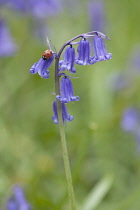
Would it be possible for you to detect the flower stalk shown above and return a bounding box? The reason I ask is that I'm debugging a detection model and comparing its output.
[55,56,76,210]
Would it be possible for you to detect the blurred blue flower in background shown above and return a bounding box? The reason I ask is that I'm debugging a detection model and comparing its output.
[88,1,105,31]
[29,0,62,19]
[7,198,17,210]
[128,45,140,73]
[2,0,62,18]
[108,44,140,92]
[108,71,130,91]
[0,0,62,46]
[0,19,17,57]
[121,107,140,151]
[6,186,31,210]
[121,108,139,132]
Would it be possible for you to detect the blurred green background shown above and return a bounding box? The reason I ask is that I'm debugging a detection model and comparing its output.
[1,0,140,209]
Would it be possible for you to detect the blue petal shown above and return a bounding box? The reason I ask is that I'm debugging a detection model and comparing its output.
[30,62,38,74]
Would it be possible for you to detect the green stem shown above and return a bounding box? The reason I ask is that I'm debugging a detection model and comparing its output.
[55,57,76,210]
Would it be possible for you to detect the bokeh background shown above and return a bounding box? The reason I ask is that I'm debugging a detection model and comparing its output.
[1,0,140,209]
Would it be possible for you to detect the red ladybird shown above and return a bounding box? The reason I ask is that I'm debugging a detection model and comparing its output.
[42,49,53,60]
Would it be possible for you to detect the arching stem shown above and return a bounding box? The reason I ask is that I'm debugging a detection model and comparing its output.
[55,57,76,210]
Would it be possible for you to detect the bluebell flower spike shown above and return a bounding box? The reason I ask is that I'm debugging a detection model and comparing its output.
[30,56,54,79]
[52,101,74,124]
[56,77,80,103]
[59,46,76,73]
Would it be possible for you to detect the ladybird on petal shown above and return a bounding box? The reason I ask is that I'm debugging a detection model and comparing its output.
[42,49,53,60]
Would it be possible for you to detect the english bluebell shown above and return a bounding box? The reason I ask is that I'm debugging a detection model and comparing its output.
[29,31,112,124]
[30,56,54,79]
[56,77,80,103]
[59,46,76,73]
[75,38,91,65]
[90,37,112,64]
[52,101,74,124]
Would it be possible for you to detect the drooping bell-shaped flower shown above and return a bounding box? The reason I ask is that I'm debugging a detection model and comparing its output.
[56,77,80,103]
[90,37,112,64]
[30,56,54,79]
[75,38,91,65]
[52,101,74,124]
[59,46,76,73]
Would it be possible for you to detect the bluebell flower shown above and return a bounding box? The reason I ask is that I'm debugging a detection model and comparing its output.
[0,19,17,57]
[90,37,112,64]
[56,77,80,103]
[121,108,139,132]
[30,56,54,79]
[75,38,91,65]
[59,46,76,73]
[52,101,74,124]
